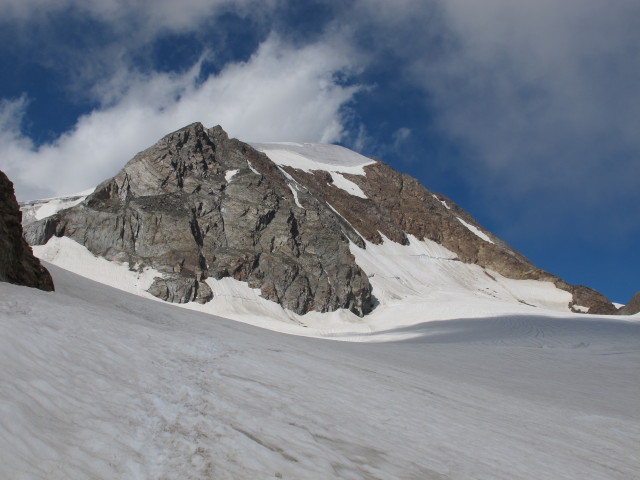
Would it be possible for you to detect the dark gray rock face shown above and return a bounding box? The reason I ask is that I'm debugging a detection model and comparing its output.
[618,292,640,315]
[24,123,371,316]
[0,170,54,291]
[148,275,213,304]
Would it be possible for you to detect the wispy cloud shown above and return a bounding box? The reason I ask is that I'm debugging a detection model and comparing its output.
[333,0,640,239]
[424,0,640,184]
[1,0,639,244]
[0,35,362,200]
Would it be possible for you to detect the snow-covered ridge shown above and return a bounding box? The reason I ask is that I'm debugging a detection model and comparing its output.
[251,142,375,175]
[20,187,95,224]
[252,142,375,200]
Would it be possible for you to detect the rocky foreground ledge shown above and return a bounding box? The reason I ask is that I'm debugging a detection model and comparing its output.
[0,170,54,291]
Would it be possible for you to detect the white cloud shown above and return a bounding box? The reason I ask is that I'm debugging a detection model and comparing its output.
[338,0,640,236]
[392,127,411,145]
[415,0,640,194]
[0,35,362,200]
[0,96,29,139]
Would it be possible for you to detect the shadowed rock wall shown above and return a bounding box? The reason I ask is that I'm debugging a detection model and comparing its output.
[0,170,54,291]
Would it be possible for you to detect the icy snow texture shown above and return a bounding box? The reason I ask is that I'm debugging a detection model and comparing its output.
[328,172,367,198]
[1,265,639,479]
[33,237,160,296]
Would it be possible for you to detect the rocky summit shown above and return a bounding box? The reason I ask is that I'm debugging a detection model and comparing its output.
[0,170,54,291]
[24,124,371,316]
[23,123,617,316]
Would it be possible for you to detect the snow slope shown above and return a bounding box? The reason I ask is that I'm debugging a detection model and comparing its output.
[252,142,373,199]
[33,234,587,341]
[1,266,639,479]
[251,142,375,175]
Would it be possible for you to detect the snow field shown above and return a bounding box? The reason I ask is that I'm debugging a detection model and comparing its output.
[34,233,600,343]
[1,266,639,479]
[10,140,640,478]
[33,234,589,343]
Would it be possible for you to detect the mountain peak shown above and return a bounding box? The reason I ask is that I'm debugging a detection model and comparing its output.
[23,123,616,317]
[24,124,372,316]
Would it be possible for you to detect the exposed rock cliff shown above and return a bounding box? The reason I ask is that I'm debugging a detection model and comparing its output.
[618,291,640,316]
[24,124,371,316]
[0,170,54,291]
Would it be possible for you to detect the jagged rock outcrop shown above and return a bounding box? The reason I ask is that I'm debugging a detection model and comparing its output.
[618,291,640,315]
[0,170,54,291]
[24,124,371,315]
[280,159,617,315]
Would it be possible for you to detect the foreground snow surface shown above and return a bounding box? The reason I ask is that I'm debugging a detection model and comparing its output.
[2,266,640,479]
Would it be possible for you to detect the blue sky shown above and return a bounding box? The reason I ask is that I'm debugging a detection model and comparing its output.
[1,0,638,304]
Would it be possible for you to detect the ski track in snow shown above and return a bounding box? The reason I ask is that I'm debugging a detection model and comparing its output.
[1,265,640,479]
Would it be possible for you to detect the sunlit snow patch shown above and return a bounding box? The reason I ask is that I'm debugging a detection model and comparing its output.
[276,166,304,208]
[246,160,260,175]
[433,194,450,209]
[348,234,574,334]
[252,142,374,199]
[329,172,367,198]
[225,169,239,182]
[32,236,159,296]
[20,187,95,224]
[457,216,495,244]
[251,142,375,175]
